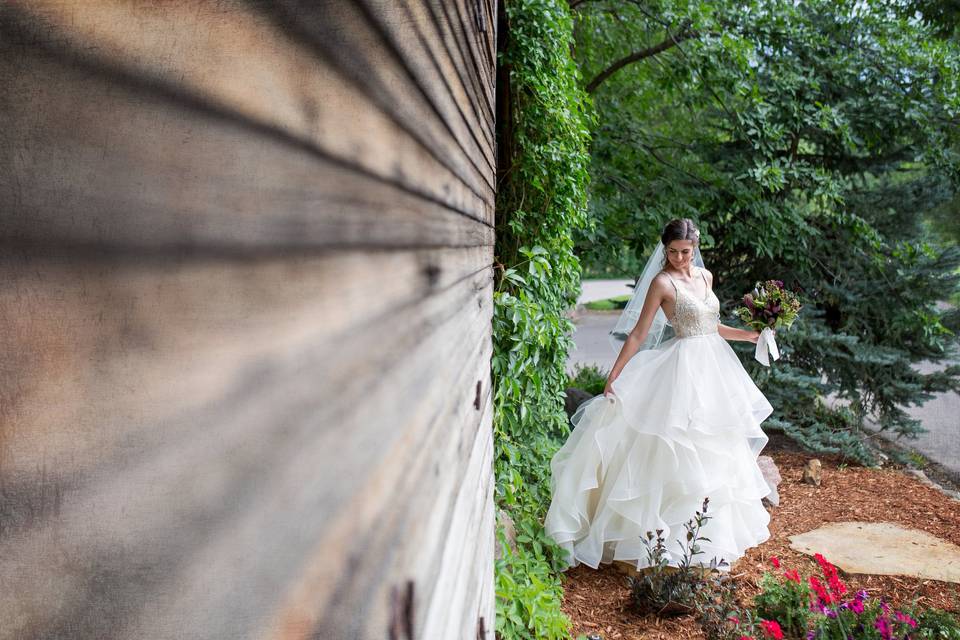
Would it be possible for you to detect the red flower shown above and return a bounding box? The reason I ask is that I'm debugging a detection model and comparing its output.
[760,619,784,639]
[815,553,848,598]
[770,556,781,569]
[828,574,848,597]
[809,576,835,604]
[784,569,801,583]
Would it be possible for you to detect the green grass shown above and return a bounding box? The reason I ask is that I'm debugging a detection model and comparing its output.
[583,294,631,310]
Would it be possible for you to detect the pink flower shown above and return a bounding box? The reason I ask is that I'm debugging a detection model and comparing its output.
[875,615,893,640]
[894,611,917,628]
[760,619,784,640]
[849,598,865,614]
[728,615,741,625]
[770,555,781,569]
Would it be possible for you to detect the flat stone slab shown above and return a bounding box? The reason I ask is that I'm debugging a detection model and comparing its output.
[788,521,960,583]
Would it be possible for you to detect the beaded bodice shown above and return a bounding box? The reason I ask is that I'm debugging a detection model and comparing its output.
[663,268,720,338]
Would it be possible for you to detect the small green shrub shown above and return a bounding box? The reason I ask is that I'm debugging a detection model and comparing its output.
[628,497,730,617]
[910,607,960,639]
[495,523,572,639]
[567,363,609,396]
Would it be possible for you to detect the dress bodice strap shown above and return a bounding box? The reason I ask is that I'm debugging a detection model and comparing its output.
[661,270,678,292]
[661,268,706,297]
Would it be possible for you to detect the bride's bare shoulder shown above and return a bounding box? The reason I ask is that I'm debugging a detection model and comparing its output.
[700,266,714,286]
[649,271,673,294]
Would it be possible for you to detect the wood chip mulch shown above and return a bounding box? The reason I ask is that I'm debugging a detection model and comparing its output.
[558,435,960,640]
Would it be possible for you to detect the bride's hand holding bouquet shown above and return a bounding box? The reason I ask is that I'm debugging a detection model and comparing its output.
[735,279,802,366]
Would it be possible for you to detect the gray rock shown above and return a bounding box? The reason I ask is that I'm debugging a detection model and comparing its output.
[789,521,960,583]
[758,455,782,507]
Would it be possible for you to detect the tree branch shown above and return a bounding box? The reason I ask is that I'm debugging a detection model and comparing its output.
[585,22,699,93]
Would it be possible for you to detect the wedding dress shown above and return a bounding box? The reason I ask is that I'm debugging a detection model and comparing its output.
[545,267,773,571]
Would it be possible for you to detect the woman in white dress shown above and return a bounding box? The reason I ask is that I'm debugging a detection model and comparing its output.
[545,218,774,572]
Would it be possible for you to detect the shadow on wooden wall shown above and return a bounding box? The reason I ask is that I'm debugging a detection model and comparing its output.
[0,1,497,638]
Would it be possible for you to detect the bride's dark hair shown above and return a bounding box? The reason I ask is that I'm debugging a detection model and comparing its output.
[661,218,700,247]
[659,218,700,268]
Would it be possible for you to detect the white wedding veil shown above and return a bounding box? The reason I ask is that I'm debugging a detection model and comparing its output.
[607,242,705,354]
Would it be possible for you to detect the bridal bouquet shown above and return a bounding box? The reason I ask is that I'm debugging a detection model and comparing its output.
[735,279,802,366]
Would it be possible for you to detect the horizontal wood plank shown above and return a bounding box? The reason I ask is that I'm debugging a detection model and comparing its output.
[0,41,494,251]
[446,0,496,118]
[0,248,493,639]
[0,1,495,248]
[369,0,496,171]
[0,1,497,637]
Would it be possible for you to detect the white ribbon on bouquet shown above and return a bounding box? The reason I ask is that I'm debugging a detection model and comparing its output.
[754,327,780,366]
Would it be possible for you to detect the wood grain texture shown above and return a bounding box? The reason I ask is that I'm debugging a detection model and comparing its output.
[0,1,497,638]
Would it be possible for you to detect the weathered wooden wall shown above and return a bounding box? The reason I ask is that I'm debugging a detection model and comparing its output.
[0,1,497,638]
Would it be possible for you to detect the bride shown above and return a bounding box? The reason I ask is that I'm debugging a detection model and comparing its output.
[545,218,775,573]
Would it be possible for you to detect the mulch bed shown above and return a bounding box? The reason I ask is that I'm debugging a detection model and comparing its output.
[559,434,960,640]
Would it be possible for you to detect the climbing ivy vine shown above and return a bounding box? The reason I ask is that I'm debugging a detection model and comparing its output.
[492,0,596,637]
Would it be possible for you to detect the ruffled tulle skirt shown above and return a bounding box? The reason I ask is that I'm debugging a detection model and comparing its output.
[545,332,774,572]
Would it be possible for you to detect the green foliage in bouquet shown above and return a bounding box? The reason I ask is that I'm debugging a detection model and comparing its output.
[736,280,804,331]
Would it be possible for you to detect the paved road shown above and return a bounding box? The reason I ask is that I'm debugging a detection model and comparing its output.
[567,278,631,373]
[566,311,619,374]
[860,358,960,478]
[567,281,960,475]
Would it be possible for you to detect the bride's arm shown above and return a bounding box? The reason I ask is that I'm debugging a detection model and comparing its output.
[718,323,761,343]
[603,276,668,396]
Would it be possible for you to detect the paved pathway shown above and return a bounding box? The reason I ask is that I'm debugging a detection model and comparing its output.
[861,357,960,478]
[567,281,960,476]
[567,311,619,374]
[567,279,631,373]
